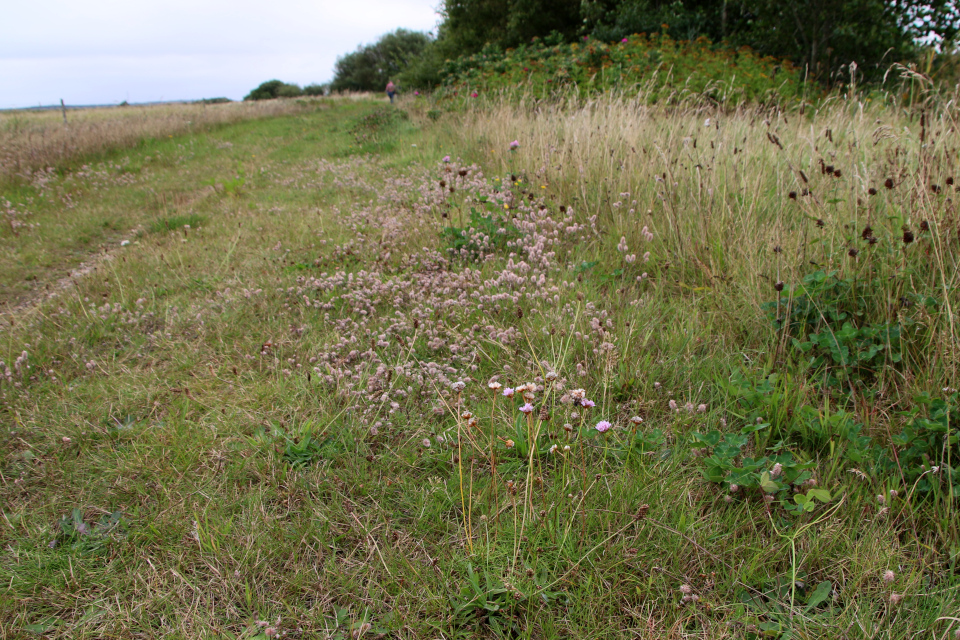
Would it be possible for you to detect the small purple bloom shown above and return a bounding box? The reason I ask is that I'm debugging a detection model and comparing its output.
[509,140,520,150]
[595,420,612,433]
[443,155,451,162]
[519,403,535,414]
[581,399,595,408]
[503,387,515,398]
[621,38,628,43]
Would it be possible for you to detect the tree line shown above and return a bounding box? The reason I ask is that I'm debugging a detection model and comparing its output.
[244,0,959,97]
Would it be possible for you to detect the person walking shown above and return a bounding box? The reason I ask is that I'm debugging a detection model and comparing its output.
[386,80,397,104]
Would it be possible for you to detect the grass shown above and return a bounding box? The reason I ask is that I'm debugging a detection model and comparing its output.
[0,90,959,639]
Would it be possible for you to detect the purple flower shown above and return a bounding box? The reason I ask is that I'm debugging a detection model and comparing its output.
[509,140,520,150]
[442,155,451,162]
[595,420,612,433]
[414,91,420,96]
[471,92,478,98]
[581,399,595,408]
[621,38,628,43]
[519,403,534,414]
[503,387,515,398]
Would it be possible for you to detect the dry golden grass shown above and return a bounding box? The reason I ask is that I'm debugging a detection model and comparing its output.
[0,98,326,182]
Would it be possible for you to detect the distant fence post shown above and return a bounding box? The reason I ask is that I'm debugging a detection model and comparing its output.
[61,99,68,124]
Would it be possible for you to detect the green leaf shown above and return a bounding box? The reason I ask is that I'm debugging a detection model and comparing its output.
[805,581,833,611]
[808,488,831,502]
[759,471,779,494]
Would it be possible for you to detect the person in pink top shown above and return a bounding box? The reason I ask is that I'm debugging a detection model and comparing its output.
[386,81,397,104]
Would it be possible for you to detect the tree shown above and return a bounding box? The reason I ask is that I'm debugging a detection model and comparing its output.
[331,29,433,92]
[437,0,581,58]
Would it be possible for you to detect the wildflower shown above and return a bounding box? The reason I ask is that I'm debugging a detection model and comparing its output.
[545,371,558,382]
[889,592,903,605]
[877,494,885,504]
[617,236,629,252]
[625,254,636,263]
[730,484,740,493]
[461,411,473,420]
[697,404,707,413]
[669,399,678,412]
[509,140,520,151]
[443,155,451,163]
[654,382,661,389]
[883,570,895,583]
[505,439,515,448]
[581,399,595,408]
[630,416,643,426]
[595,420,612,433]
[519,403,535,414]
[549,444,558,454]
[563,445,571,452]
[523,391,536,401]
[563,423,573,432]
[770,463,783,478]
[422,438,431,448]
[684,402,695,414]
[889,489,898,498]
[503,387,515,398]
[570,388,586,400]
[62,436,72,444]
[471,92,478,98]
[451,381,466,392]
[679,584,692,594]
[489,381,502,391]
[621,37,628,42]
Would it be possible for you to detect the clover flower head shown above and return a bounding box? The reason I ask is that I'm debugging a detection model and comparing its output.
[770,463,783,478]
[679,584,692,594]
[697,404,707,413]
[883,570,895,583]
[509,140,520,150]
[669,399,678,411]
[451,381,466,392]
[443,155,451,163]
[595,420,612,433]
[422,438,431,448]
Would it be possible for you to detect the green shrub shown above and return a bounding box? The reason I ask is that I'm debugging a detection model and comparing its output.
[244,79,302,101]
[436,34,801,104]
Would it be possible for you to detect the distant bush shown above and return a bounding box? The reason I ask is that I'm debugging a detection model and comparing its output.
[303,83,328,96]
[198,97,231,104]
[244,80,303,101]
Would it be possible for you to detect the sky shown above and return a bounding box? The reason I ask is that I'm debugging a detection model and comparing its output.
[1,0,441,109]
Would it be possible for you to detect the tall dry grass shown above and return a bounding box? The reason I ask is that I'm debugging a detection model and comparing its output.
[436,94,960,378]
[0,98,324,183]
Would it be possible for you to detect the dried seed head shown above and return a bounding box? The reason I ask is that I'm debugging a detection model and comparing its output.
[488,381,502,391]
[868,187,877,195]
[903,230,914,244]
[630,416,644,425]
[885,178,894,189]
[774,281,785,292]
[545,371,558,382]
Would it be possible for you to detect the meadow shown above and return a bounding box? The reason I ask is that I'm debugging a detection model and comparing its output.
[1,89,959,639]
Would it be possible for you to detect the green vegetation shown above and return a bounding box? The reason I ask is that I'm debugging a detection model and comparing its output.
[331,28,434,93]
[438,33,801,103]
[1,92,959,638]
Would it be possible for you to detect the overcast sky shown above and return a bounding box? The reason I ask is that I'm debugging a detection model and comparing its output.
[2,0,440,109]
